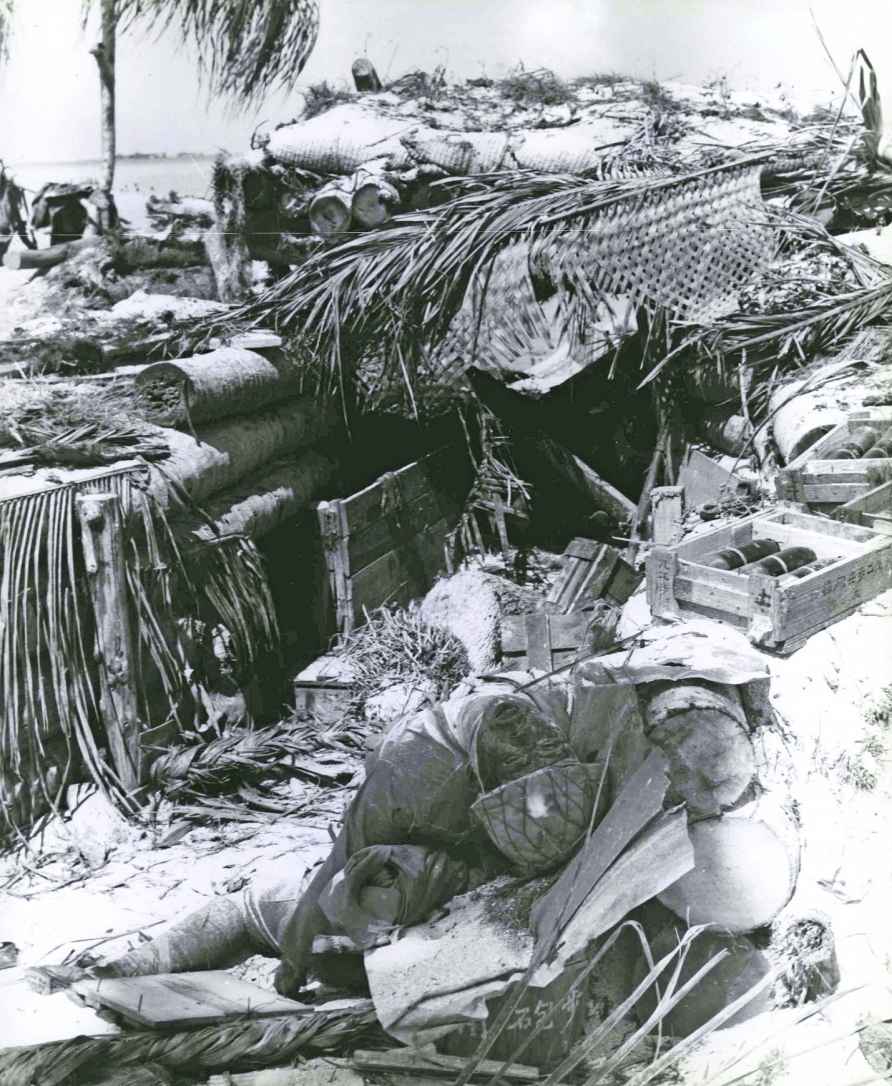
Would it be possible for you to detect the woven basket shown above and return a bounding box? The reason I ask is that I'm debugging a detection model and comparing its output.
[471,760,607,874]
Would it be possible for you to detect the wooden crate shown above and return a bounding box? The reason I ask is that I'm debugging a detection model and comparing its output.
[776,409,892,508]
[502,612,592,671]
[834,478,892,536]
[546,539,641,613]
[647,508,892,654]
[292,679,354,723]
[318,447,467,636]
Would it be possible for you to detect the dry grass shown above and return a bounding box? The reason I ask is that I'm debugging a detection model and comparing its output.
[573,72,629,89]
[497,64,575,107]
[302,80,355,119]
[641,79,681,113]
[337,604,470,710]
[0,379,169,466]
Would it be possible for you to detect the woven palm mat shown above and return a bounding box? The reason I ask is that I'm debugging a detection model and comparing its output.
[433,159,774,386]
[564,158,774,323]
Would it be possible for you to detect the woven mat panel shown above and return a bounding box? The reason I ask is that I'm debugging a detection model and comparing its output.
[577,160,772,322]
[427,161,773,385]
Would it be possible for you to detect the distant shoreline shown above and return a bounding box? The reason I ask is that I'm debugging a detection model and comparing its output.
[12,152,217,169]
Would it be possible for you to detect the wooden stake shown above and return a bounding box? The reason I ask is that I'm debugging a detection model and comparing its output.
[76,493,142,791]
[351,57,383,92]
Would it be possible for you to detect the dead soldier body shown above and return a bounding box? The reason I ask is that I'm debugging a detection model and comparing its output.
[93,693,597,996]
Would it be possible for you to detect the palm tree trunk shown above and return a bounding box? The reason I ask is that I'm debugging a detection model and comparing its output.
[91,0,117,196]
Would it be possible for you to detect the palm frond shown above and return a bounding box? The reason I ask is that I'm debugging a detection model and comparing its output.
[229,156,772,415]
[638,208,892,399]
[119,0,319,105]
[0,468,281,842]
[0,0,13,63]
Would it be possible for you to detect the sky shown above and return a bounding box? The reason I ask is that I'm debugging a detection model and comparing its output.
[1,0,891,164]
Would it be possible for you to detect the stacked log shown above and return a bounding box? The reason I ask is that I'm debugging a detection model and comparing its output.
[147,399,333,511]
[185,451,336,542]
[136,347,306,427]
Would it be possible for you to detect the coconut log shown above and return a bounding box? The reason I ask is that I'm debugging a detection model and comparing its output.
[351,170,400,228]
[769,377,845,465]
[136,347,305,427]
[642,682,756,817]
[658,793,801,932]
[183,451,336,542]
[352,57,382,92]
[696,410,752,458]
[308,181,354,240]
[147,400,333,509]
[3,236,99,270]
[113,237,209,271]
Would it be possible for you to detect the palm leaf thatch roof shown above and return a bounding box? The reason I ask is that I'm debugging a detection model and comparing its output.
[227,155,777,413]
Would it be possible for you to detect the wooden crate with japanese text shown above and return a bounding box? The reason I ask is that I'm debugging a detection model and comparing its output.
[647,507,892,653]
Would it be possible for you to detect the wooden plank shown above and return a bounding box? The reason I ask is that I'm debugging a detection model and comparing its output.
[76,493,142,791]
[835,480,892,534]
[317,499,353,635]
[801,483,872,504]
[768,508,881,543]
[525,612,552,671]
[546,540,626,613]
[673,576,751,617]
[501,612,592,670]
[678,448,743,508]
[352,1049,541,1083]
[651,486,684,545]
[350,516,451,622]
[502,613,591,653]
[72,972,307,1029]
[339,447,459,535]
[348,488,457,574]
[604,556,643,606]
[646,546,681,618]
[802,460,887,478]
[570,454,636,522]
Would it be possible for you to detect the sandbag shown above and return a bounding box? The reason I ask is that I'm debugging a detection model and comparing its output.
[343,706,478,855]
[265,105,413,174]
[317,844,469,947]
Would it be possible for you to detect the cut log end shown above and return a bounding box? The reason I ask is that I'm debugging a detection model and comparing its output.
[351,179,400,228]
[308,184,353,240]
[658,795,801,932]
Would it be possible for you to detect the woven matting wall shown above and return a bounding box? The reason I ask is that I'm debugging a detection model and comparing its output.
[558,159,773,323]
